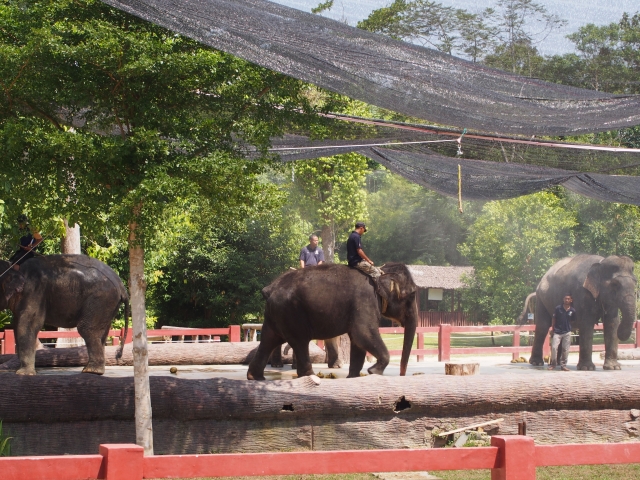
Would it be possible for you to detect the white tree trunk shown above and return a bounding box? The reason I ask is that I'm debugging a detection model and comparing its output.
[129,220,154,455]
[320,223,335,263]
[57,220,85,348]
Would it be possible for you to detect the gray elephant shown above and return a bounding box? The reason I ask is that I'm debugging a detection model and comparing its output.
[0,255,129,375]
[526,254,636,370]
[247,262,418,380]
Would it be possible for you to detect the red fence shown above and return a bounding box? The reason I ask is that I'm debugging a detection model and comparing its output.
[418,311,478,327]
[2,322,639,361]
[2,437,640,480]
[0,326,241,355]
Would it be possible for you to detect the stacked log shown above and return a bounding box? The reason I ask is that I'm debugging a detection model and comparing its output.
[0,341,326,370]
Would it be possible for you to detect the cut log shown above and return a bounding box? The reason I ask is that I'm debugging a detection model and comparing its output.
[0,341,326,370]
[603,349,640,360]
[445,363,479,375]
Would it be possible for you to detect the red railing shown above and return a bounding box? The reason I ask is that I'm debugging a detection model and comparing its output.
[0,326,241,355]
[2,322,638,360]
[2,437,640,480]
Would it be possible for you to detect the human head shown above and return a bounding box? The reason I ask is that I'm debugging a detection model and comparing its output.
[563,294,573,305]
[17,214,29,230]
[308,234,319,248]
[355,221,367,233]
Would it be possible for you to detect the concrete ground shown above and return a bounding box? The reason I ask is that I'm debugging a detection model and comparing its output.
[34,351,640,379]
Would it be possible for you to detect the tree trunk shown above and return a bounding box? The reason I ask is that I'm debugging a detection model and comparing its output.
[0,342,326,369]
[129,218,153,455]
[57,219,85,348]
[320,223,334,263]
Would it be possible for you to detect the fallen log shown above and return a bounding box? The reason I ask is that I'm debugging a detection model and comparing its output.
[2,371,640,456]
[445,363,479,376]
[0,341,325,370]
[602,348,640,360]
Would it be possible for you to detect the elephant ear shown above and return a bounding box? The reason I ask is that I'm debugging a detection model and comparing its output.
[3,270,25,303]
[583,263,602,299]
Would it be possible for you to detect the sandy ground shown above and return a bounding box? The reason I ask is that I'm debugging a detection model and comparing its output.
[32,351,640,379]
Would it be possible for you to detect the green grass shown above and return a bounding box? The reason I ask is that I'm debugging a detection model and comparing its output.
[0,420,12,457]
[149,464,640,480]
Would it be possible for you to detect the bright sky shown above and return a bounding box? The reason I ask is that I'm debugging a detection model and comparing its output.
[273,0,639,56]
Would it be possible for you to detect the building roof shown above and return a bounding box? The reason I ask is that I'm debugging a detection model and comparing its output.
[406,265,474,289]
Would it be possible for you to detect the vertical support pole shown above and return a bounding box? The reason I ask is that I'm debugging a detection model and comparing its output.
[100,444,144,480]
[635,320,640,349]
[417,332,424,362]
[512,328,520,361]
[1,338,3,355]
[229,325,241,342]
[438,324,451,362]
[316,339,325,350]
[4,329,15,355]
[113,335,120,346]
[491,435,536,480]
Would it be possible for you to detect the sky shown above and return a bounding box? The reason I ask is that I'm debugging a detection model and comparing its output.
[273,0,639,56]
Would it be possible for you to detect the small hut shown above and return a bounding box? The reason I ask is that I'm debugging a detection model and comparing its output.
[406,265,477,327]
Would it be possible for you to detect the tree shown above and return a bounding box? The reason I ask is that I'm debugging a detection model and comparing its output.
[0,0,327,454]
[459,191,576,324]
[289,153,369,262]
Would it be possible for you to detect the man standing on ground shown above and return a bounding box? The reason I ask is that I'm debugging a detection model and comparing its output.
[346,222,382,279]
[299,234,324,268]
[548,294,575,371]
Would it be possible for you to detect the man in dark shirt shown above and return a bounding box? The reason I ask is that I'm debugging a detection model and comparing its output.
[548,294,575,371]
[299,234,324,268]
[346,221,382,279]
[9,214,42,271]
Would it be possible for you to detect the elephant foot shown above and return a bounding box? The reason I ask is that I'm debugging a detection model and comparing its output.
[247,370,265,381]
[603,359,622,370]
[529,357,545,366]
[270,361,284,368]
[367,363,386,376]
[328,360,344,369]
[577,362,596,371]
[16,367,36,376]
[82,365,105,375]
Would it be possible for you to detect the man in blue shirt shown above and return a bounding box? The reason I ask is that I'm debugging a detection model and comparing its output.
[9,214,42,271]
[346,222,382,279]
[299,234,324,268]
[548,294,575,371]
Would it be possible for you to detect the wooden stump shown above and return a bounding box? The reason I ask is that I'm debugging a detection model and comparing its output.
[445,363,479,375]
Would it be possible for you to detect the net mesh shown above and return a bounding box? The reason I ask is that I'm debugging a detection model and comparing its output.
[101,0,640,136]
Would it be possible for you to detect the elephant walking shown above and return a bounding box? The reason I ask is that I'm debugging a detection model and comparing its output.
[527,255,636,370]
[0,255,130,375]
[248,262,418,380]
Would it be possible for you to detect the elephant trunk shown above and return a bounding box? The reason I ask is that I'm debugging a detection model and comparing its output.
[399,297,418,376]
[617,294,636,341]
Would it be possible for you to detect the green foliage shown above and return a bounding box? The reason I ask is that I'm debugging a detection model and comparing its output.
[459,192,576,324]
[311,1,334,15]
[0,420,12,456]
[0,310,12,329]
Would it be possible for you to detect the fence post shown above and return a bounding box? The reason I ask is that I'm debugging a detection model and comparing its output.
[490,435,536,480]
[121,327,133,344]
[99,444,144,480]
[417,332,424,362]
[4,329,15,355]
[438,324,451,362]
[512,328,520,361]
[316,339,325,350]
[229,325,241,342]
[635,320,640,349]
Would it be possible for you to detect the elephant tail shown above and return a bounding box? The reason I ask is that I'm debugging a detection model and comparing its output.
[517,292,536,325]
[116,298,130,361]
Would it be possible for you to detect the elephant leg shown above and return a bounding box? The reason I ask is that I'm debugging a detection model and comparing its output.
[269,345,283,368]
[530,307,551,366]
[603,315,622,370]
[325,336,344,369]
[290,340,314,378]
[78,320,106,375]
[15,311,43,376]
[350,325,390,376]
[577,323,596,371]
[291,350,297,370]
[247,322,283,380]
[348,341,367,378]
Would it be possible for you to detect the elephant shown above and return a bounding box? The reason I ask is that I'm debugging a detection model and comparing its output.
[524,254,636,371]
[0,254,130,375]
[247,262,418,380]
